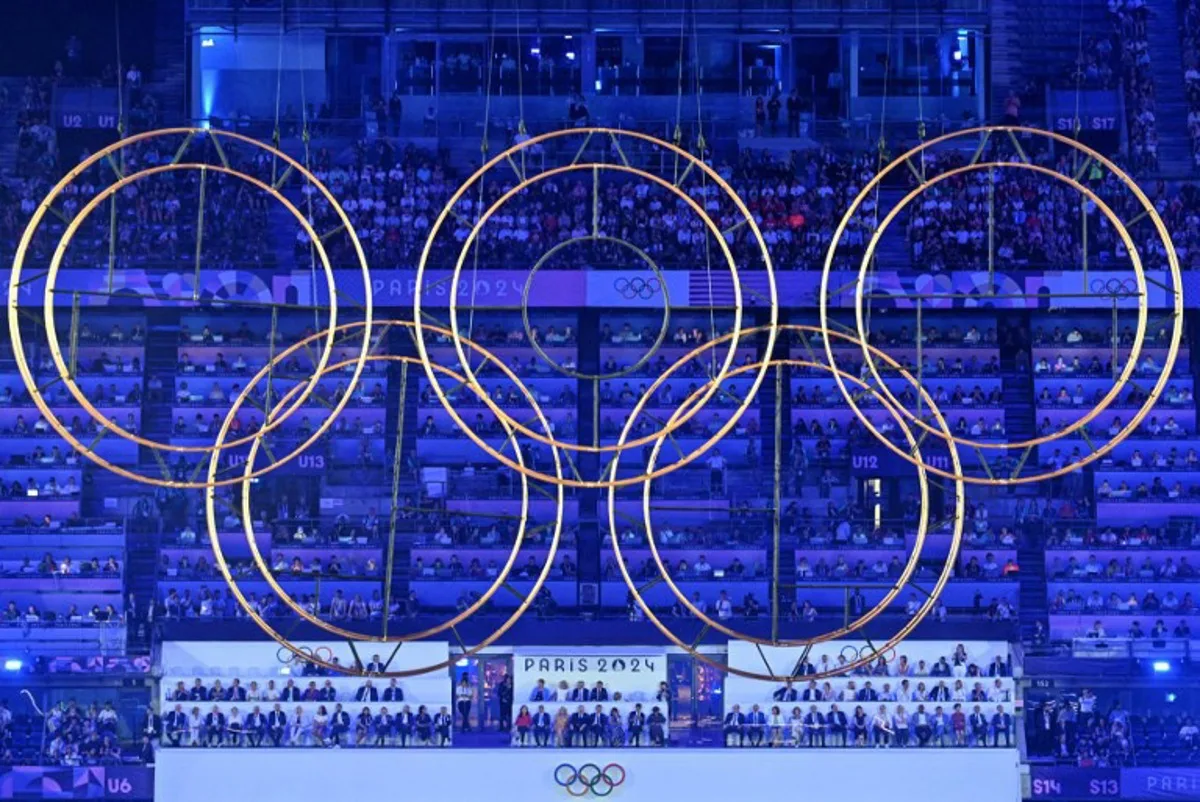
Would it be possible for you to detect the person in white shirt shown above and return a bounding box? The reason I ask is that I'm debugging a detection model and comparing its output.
[715,591,733,620]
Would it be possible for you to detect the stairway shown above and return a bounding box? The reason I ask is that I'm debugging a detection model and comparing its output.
[0,78,25,176]
[988,0,1023,122]
[149,0,188,125]
[139,318,180,470]
[1146,0,1193,174]
[1016,519,1050,644]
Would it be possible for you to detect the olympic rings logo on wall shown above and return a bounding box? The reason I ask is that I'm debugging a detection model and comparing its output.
[1089,277,1138,295]
[554,763,626,797]
[614,277,662,300]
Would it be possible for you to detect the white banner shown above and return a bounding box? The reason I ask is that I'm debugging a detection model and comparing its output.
[513,649,667,706]
[156,747,1022,802]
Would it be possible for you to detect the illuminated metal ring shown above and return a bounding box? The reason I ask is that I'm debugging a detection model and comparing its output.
[205,319,563,678]
[218,353,544,642]
[6,127,373,488]
[820,125,1183,485]
[847,162,1146,451]
[413,126,778,479]
[522,234,671,381]
[554,764,625,797]
[445,160,742,457]
[610,324,964,682]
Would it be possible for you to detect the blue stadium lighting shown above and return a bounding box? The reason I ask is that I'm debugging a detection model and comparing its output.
[201,38,215,47]
[3,659,21,671]
[566,52,576,61]
[1152,660,1172,673]
[1166,693,1177,703]
[455,658,470,668]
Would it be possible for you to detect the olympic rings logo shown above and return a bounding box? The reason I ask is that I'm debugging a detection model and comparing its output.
[614,277,662,300]
[1089,278,1138,296]
[554,763,626,797]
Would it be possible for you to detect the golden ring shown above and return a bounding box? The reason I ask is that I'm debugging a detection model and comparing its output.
[609,324,964,681]
[205,321,564,677]
[820,125,1183,486]
[413,126,778,486]
[7,127,374,489]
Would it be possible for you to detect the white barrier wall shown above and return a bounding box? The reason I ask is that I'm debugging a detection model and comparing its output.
[155,747,1022,802]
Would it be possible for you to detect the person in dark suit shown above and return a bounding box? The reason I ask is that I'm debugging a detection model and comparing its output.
[568,705,590,747]
[356,680,378,702]
[415,705,433,744]
[589,704,607,746]
[382,679,404,702]
[723,704,746,746]
[804,705,826,746]
[648,706,667,746]
[434,706,452,746]
[165,704,187,747]
[374,706,393,746]
[497,674,514,731]
[189,679,207,702]
[970,705,989,746]
[243,706,265,747]
[568,681,589,703]
[746,704,767,746]
[226,679,248,702]
[267,704,287,746]
[533,705,552,746]
[204,705,225,747]
[987,656,1008,677]
[319,681,337,703]
[329,703,351,745]
[774,679,798,702]
[280,680,301,702]
[827,704,848,747]
[801,680,822,702]
[627,704,646,746]
[590,681,609,702]
[365,654,385,674]
[992,704,1012,747]
[395,705,415,746]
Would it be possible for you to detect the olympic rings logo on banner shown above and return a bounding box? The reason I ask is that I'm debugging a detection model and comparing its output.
[614,277,661,300]
[554,763,626,797]
[1089,277,1138,295]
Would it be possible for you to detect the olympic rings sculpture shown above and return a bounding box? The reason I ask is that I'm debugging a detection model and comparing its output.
[554,763,626,797]
[9,122,1184,682]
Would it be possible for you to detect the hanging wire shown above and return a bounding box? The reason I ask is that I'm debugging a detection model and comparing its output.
[687,0,719,369]
[270,2,287,183]
[106,0,126,294]
[463,7,500,368]
[297,28,320,337]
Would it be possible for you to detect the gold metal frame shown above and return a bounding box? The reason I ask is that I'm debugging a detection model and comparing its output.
[412,127,779,487]
[819,125,1184,485]
[609,324,965,681]
[205,320,563,677]
[7,127,374,489]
